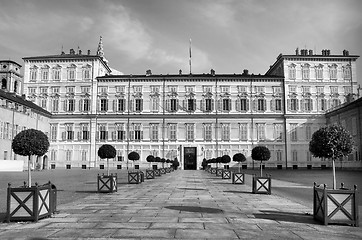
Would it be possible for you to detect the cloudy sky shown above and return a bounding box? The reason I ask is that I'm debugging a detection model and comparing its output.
[1,0,362,80]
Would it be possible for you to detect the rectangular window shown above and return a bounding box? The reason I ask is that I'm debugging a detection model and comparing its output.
[169,123,177,141]
[316,86,324,94]
[51,150,56,161]
[240,99,248,111]
[66,150,72,161]
[66,124,74,140]
[304,99,312,111]
[276,150,282,162]
[275,99,282,111]
[203,86,212,93]
[66,86,75,93]
[30,69,37,81]
[221,86,230,93]
[81,86,90,93]
[205,99,213,112]
[81,124,89,140]
[40,87,48,94]
[238,86,247,93]
[302,66,310,80]
[344,86,352,95]
[150,124,159,141]
[169,99,177,112]
[68,69,75,80]
[135,99,143,112]
[41,98,47,109]
[82,99,90,112]
[204,123,212,141]
[343,67,351,80]
[255,86,265,93]
[117,98,126,112]
[41,69,49,81]
[290,124,298,141]
[53,69,60,80]
[292,150,298,161]
[330,86,338,94]
[302,86,310,93]
[50,124,57,141]
[151,97,159,112]
[83,68,90,79]
[330,67,337,80]
[257,99,265,111]
[52,87,60,94]
[81,151,87,161]
[305,124,312,140]
[316,67,323,80]
[133,86,142,93]
[99,125,107,141]
[274,124,283,141]
[116,127,125,141]
[100,99,108,112]
[115,86,125,93]
[150,86,159,93]
[221,124,230,141]
[186,124,194,141]
[289,67,296,79]
[289,86,296,93]
[187,99,195,112]
[273,87,281,94]
[185,86,194,93]
[290,99,298,111]
[67,99,75,112]
[222,98,231,111]
[239,123,248,140]
[134,124,142,141]
[169,86,177,93]
[256,123,265,140]
[98,86,107,93]
[28,87,36,94]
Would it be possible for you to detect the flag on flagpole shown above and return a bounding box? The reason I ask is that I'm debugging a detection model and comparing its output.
[189,38,192,74]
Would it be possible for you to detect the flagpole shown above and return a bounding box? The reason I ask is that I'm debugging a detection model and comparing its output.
[189,38,192,74]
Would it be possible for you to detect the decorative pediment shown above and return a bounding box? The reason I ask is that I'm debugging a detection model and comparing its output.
[272,92,282,98]
[39,93,48,98]
[316,93,325,98]
[237,92,248,98]
[68,64,77,68]
[220,92,231,97]
[185,92,195,98]
[167,92,178,97]
[302,92,311,97]
[203,92,213,98]
[81,92,91,98]
[150,92,160,97]
[115,92,126,98]
[330,93,339,98]
[133,92,142,98]
[98,92,108,97]
[255,92,265,98]
[51,93,60,98]
[288,92,298,98]
[65,92,75,98]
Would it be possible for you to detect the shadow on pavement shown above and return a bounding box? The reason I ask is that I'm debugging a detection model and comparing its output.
[223,190,252,194]
[165,205,223,214]
[254,210,316,224]
[0,212,5,223]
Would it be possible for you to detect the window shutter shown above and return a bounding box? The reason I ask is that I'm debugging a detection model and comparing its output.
[193,99,196,111]
[217,99,222,111]
[129,100,134,112]
[79,99,83,112]
[211,99,215,111]
[105,131,108,140]
[182,100,186,111]
[71,131,74,140]
[141,99,144,112]
[61,131,66,141]
[252,99,257,111]
[176,99,179,111]
[113,100,116,112]
[310,99,313,111]
[166,99,170,112]
[77,131,81,141]
[129,130,134,141]
[236,98,240,112]
[141,131,143,140]
[296,99,299,111]
[270,99,275,111]
[112,131,116,140]
[105,99,109,112]
[96,131,99,141]
[287,99,291,111]
[228,99,232,111]
[246,99,249,111]
[63,100,67,112]
[150,98,153,111]
[263,99,266,111]
[300,99,305,111]
[200,99,204,112]
[96,99,100,112]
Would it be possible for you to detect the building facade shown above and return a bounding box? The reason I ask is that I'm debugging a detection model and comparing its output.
[19,44,361,170]
[0,60,51,169]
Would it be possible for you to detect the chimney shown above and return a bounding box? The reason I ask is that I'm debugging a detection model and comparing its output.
[78,49,82,55]
[295,48,299,55]
[322,49,325,56]
[87,50,91,55]
[309,50,313,55]
[242,69,249,75]
[210,69,215,75]
[179,69,182,75]
[146,69,152,76]
[327,50,330,56]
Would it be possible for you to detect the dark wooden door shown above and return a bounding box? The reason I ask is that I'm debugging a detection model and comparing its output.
[184,147,197,170]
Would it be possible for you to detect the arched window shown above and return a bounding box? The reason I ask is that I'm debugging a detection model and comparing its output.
[1,78,7,90]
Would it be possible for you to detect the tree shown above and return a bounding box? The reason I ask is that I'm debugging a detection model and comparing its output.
[146,155,155,168]
[221,155,231,169]
[128,151,140,169]
[251,146,271,177]
[233,153,246,173]
[309,125,354,189]
[12,129,49,187]
[98,144,116,175]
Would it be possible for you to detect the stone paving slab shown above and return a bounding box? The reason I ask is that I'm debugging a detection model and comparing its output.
[0,170,361,239]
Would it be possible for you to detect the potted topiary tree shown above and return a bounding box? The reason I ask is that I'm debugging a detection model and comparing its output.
[216,157,223,177]
[97,144,117,193]
[8,129,55,222]
[166,159,172,173]
[309,125,358,226]
[221,155,231,179]
[154,157,161,176]
[251,145,271,194]
[128,151,141,184]
[232,153,246,184]
[210,158,217,174]
[146,155,155,179]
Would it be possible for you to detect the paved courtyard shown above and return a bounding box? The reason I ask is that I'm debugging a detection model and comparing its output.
[0,170,361,239]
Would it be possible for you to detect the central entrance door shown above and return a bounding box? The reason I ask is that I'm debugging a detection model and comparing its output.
[184,147,197,170]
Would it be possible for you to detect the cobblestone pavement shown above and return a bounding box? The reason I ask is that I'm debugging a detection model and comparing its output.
[0,170,361,239]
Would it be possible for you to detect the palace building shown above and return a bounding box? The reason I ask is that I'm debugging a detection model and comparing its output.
[1,38,360,170]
